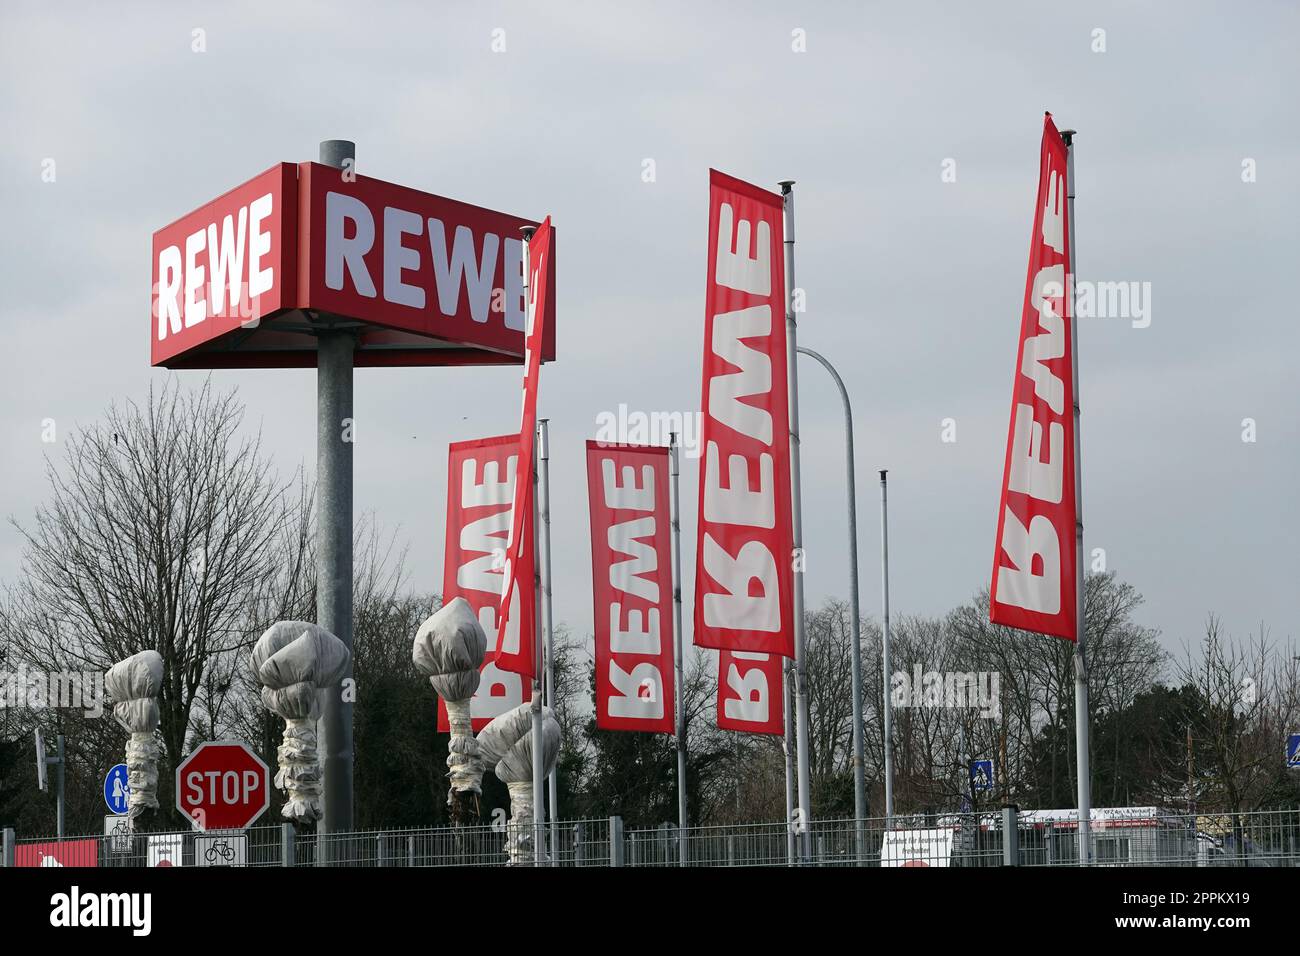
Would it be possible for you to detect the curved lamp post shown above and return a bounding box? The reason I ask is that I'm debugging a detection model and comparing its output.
[795,346,872,861]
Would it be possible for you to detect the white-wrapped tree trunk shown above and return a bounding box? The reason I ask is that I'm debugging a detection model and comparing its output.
[412,597,487,825]
[251,621,351,824]
[104,650,164,824]
[477,700,561,864]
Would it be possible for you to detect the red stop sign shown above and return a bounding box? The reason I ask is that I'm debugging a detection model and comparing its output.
[175,741,270,831]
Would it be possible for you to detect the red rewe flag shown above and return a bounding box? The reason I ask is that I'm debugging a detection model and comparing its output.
[716,649,783,735]
[439,434,530,731]
[990,115,1077,641]
[694,171,795,658]
[495,218,553,677]
[586,442,675,733]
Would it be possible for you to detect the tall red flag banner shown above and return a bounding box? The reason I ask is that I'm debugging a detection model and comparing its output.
[439,434,530,732]
[716,650,783,735]
[694,170,795,659]
[585,442,676,733]
[495,217,553,676]
[990,115,1078,641]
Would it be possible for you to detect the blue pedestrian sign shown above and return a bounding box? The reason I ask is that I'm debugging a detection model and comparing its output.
[970,759,995,793]
[1287,734,1300,769]
[104,763,130,815]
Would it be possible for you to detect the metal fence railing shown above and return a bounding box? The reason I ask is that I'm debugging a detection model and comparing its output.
[4,808,1298,868]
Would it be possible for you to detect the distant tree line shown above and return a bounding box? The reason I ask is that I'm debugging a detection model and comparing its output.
[2,383,1297,837]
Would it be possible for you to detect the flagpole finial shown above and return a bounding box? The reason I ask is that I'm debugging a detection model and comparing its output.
[778,180,795,194]
[520,224,537,241]
[1060,129,1077,145]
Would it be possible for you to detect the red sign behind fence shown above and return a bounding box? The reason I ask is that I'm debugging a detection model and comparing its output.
[15,839,99,868]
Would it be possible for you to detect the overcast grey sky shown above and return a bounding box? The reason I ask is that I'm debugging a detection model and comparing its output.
[2,1,1296,659]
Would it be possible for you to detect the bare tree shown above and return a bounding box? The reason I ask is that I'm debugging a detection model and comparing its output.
[885,614,971,811]
[7,379,308,823]
[1083,575,1166,805]
[942,573,1165,811]
[803,600,857,801]
[1171,617,1291,815]
[213,510,428,823]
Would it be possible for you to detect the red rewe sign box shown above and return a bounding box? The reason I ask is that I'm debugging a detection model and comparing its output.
[175,740,270,831]
[151,163,556,369]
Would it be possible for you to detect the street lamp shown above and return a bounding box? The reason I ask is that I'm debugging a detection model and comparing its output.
[795,346,870,861]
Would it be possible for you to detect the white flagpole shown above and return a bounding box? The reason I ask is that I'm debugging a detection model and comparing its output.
[538,417,558,865]
[521,224,546,866]
[1061,128,1092,865]
[879,470,895,823]
[779,180,813,863]
[783,662,796,865]
[668,433,689,866]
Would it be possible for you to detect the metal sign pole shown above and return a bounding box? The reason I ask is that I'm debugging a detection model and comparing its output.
[316,139,357,844]
[779,181,813,863]
[538,417,559,865]
[668,432,689,866]
[56,734,65,840]
[1061,128,1092,865]
[796,346,866,863]
[35,727,64,838]
[35,729,47,793]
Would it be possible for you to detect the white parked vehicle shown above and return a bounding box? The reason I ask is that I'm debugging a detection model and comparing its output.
[880,806,1251,867]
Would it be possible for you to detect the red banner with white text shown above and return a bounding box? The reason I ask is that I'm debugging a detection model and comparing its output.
[495,217,553,676]
[990,115,1078,641]
[438,434,530,732]
[716,650,783,735]
[694,170,795,659]
[586,442,676,733]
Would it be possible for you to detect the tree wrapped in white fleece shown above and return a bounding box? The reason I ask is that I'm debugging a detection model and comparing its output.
[477,700,561,864]
[104,650,164,823]
[251,621,351,824]
[412,597,487,824]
